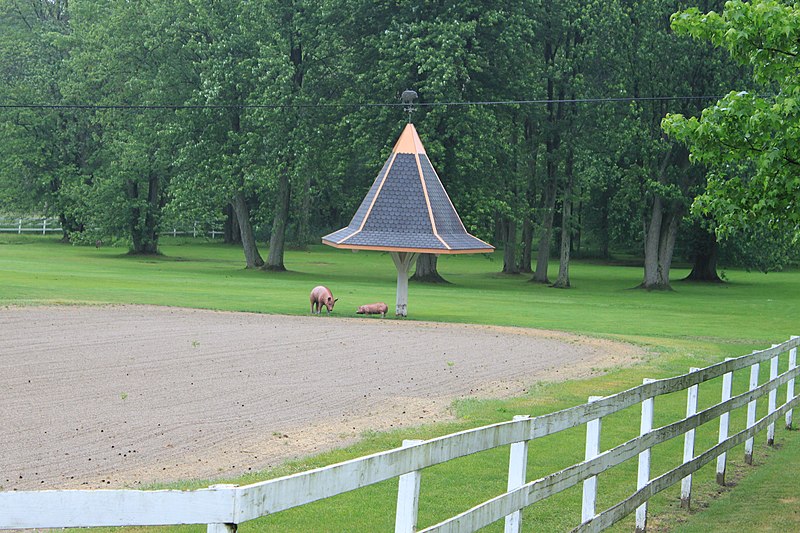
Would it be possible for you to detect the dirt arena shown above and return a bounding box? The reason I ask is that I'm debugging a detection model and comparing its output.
[0,305,640,491]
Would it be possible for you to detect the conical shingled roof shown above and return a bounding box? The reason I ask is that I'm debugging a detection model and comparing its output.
[322,123,494,254]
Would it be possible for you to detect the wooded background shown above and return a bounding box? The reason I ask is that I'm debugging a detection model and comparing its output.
[1,0,797,288]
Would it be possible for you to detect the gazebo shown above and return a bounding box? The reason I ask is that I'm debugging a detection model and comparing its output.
[322,122,493,316]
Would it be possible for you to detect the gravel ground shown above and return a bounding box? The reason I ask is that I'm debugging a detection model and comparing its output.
[0,305,639,491]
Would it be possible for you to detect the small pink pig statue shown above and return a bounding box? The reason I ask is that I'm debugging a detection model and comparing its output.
[356,302,388,318]
[310,286,338,315]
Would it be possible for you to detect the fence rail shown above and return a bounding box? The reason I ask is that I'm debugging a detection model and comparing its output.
[0,216,62,235]
[1,337,798,531]
[0,217,223,238]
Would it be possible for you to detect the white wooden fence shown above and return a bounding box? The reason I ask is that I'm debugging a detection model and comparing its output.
[1,337,798,532]
[0,216,62,235]
[0,217,224,238]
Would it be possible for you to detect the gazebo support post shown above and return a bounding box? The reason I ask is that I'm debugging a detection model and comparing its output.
[391,252,419,317]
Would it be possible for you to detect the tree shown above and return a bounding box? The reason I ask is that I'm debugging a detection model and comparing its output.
[720,220,800,274]
[0,0,95,242]
[682,215,723,282]
[167,0,270,268]
[530,0,573,284]
[587,0,739,290]
[663,0,800,240]
[60,0,195,254]
[342,0,525,278]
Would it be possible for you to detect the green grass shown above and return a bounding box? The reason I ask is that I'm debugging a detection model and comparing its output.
[1,234,797,344]
[669,428,800,532]
[1,234,798,531]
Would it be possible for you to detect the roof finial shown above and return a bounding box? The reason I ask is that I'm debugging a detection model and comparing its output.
[401,89,418,123]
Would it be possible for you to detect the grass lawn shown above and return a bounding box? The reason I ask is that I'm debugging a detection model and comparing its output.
[1,234,798,531]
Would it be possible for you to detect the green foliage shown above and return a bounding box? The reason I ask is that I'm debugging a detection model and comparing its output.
[664,0,800,239]
[670,426,800,532]
[0,0,785,276]
[0,0,85,234]
[720,218,800,273]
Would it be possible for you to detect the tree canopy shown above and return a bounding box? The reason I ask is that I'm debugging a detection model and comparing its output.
[663,0,800,241]
[1,0,793,280]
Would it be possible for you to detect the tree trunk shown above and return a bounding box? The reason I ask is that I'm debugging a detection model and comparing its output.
[658,211,679,285]
[502,216,520,274]
[519,121,538,274]
[519,217,533,273]
[411,253,449,283]
[231,192,264,269]
[143,174,160,253]
[641,195,669,289]
[533,30,564,284]
[552,200,571,288]
[573,199,582,255]
[127,175,160,255]
[58,212,84,243]
[685,231,722,282]
[641,198,681,290]
[265,170,291,271]
[599,190,610,260]
[552,151,574,289]
[223,203,241,244]
[493,213,504,247]
[295,173,312,250]
[532,162,557,283]
[640,146,676,291]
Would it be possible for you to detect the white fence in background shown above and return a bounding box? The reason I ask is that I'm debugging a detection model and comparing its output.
[0,217,223,238]
[1,337,798,532]
[162,221,224,239]
[0,216,62,235]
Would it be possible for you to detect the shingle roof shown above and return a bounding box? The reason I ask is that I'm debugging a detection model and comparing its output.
[322,123,494,254]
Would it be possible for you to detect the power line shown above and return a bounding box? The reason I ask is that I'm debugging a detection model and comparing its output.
[0,94,734,111]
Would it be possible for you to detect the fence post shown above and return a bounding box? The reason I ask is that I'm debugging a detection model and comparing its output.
[744,358,760,465]
[581,396,603,524]
[788,336,798,430]
[207,484,237,532]
[716,358,734,485]
[636,378,655,533]
[768,345,779,445]
[41,217,47,235]
[395,439,424,533]
[504,415,531,533]
[208,524,236,533]
[193,221,197,238]
[681,368,700,509]
[18,218,22,234]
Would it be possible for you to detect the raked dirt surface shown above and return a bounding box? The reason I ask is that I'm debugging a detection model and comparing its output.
[0,305,641,491]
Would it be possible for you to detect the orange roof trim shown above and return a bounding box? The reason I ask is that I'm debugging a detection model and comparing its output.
[392,123,427,155]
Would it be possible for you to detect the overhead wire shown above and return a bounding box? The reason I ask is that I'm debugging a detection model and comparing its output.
[0,94,737,111]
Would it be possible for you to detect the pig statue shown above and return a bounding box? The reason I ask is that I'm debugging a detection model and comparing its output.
[356,302,388,318]
[310,286,338,315]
